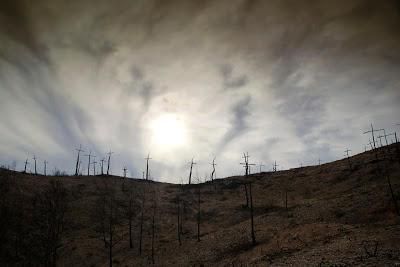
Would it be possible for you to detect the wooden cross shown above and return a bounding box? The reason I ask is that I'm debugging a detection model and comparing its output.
[363,124,383,150]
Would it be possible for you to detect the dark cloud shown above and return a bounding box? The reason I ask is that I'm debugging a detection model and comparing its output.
[0,0,399,181]
[220,64,248,90]
[217,95,251,152]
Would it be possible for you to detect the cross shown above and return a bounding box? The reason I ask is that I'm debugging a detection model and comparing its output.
[145,153,152,180]
[107,150,114,175]
[32,155,37,175]
[84,151,92,176]
[44,160,48,176]
[318,158,321,165]
[188,158,196,184]
[75,145,84,176]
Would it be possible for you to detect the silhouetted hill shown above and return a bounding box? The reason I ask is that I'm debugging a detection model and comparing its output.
[1,144,399,266]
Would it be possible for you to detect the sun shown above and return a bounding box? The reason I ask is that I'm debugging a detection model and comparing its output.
[150,114,187,148]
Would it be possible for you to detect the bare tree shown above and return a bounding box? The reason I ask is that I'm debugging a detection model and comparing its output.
[31,180,68,266]
[145,154,152,181]
[92,179,122,267]
[107,151,114,176]
[344,149,352,170]
[188,158,196,184]
[249,182,256,246]
[23,159,29,173]
[74,145,84,176]
[32,155,37,175]
[138,185,146,255]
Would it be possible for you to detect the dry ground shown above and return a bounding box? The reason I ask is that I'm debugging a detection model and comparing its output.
[1,144,400,266]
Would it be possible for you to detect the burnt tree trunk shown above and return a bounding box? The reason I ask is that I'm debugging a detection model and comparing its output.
[249,183,256,246]
[243,183,249,208]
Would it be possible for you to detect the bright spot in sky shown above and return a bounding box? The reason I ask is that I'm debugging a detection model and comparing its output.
[150,114,187,148]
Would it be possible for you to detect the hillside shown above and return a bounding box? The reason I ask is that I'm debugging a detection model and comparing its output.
[1,144,400,266]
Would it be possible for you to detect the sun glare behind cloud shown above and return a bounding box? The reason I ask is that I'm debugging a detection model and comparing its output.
[150,114,187,149]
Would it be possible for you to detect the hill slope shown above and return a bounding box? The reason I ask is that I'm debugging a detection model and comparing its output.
[1,144,400,266]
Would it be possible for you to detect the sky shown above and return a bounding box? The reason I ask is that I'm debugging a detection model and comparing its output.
[0,0,399,182]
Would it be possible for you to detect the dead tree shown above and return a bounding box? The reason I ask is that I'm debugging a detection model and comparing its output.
[386,175,400,216]
[24,159,29,173]
[249,182,256,245]
[188,158,196,184]
[344,149,352,170]
[100,158,105,176]
[32,180,67,266]
[84,151,92,176]
[44,160,48,176]
[95,160,99,175]
[124,185,136,249]
[151,189,158,264]
[32,155,37,175]
[107,151,114,176]
[210,157,216,182]
[363,124,383,159]
[176,194,182,246]
[139,185,146,255]
[240,153,254,208]
[273,161,278,172]
[93,179,122,267]
[258,162,265,173]
[197,181,201,242]
[75,145,84,176]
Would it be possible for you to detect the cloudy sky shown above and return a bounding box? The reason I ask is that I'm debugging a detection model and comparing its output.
[1,0,399,182]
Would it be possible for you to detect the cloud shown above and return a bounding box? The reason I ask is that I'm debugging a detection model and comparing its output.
[0,0,399,181]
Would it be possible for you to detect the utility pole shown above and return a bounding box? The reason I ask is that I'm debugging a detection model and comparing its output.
[344,148,352,169]
[75,145,84,176]
[188,158,196,184]
[145,153,152,181]
[100,158,105,175]
[84,151,92,176]
[44,160,48,176]
[24,159,29,173]
[107,150,114,176]
[210,157,216,182]
[32,155,37,175]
